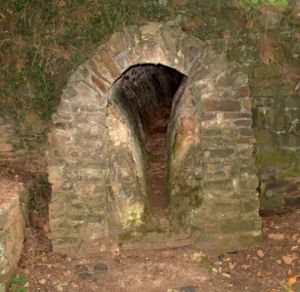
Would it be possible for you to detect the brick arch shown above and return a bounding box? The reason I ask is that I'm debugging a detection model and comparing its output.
[48,22,261,255]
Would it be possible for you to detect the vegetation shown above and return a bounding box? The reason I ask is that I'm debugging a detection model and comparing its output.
[238,0,290,10]
[10,274,28,292]
[0,0,175,127]
[0,0,299,151]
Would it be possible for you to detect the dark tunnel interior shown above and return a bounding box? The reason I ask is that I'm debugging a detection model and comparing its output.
[113,64,186,215]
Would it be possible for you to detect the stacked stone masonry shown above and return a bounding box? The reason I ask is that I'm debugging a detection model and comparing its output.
[250,76,300,208]
[0,117,47,176]
[0,179,25,289]
[47,22,262,255]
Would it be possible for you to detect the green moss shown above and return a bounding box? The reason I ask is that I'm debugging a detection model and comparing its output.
[251,82,278,97]
[254,129,277,146]
[259,192,285,208]
[253,64,282,78]
[265,107,286,131]
[238,0,289,10]
[243,199,260,212]
[221,219,256,233]
[256,149,300,179]
[216,236,239,252]
[279,83,295,96]
[239,233,264,247]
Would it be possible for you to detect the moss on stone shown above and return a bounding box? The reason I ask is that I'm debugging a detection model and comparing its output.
[255,129,277,148]
[120,202,144,230]
[253,64,282,78]
[221,219,256,233]
[243,199,260,213]
[239,233,264,247]
[256,148,300,179]
[279,83,296,96]
[251,82,278,97]
[259,192,285,208]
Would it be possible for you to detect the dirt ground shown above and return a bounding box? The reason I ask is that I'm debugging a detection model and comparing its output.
[9,206,300,292]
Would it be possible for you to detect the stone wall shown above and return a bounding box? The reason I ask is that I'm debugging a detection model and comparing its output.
[177,1,300,209]
[221,5,300,208]
[47,23,261,255]
[0,117,47,176]
[251,73,300,208]
[0,179,26,289]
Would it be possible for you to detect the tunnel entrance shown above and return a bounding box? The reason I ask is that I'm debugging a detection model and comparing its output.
[113,64,186,216]
[48,23,262,255]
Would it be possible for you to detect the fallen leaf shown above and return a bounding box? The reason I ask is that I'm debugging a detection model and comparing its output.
[287,275,299,286]
[282,283,294,292]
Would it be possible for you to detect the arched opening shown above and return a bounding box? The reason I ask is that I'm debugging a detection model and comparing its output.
[47,23,262,255]
[111,64,186,216]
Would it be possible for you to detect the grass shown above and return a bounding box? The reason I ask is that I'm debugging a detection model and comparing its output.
[0,0,174,129]
[9,274,28,292]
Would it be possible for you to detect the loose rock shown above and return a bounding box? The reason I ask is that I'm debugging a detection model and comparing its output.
[38,279,46,284]
[74,264,88,274]
[78,272,94,281]
[282,254,297,265]
[180,286,197,292]
[257,250,265,258]
[94,263,108,272]
[268,233,285,240]
[242,264,251,270]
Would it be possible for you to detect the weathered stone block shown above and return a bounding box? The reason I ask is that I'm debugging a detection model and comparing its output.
[239,128,254,137]
[251,82,277,97]
[0,179,25,288]
[279,134,300,149]
[255,129,277,148]
[203,99,241,112]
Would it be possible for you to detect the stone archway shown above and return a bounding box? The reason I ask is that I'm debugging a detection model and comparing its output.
[47,22,262,255]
